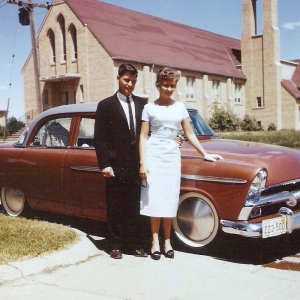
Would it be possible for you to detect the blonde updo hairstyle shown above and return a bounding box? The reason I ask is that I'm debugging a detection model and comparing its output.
[155,67,181,87]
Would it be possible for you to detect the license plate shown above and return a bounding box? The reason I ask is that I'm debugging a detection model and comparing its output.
[262,216,286,238]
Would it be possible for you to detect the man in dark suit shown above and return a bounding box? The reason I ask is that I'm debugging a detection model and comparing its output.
[94,63,148,259]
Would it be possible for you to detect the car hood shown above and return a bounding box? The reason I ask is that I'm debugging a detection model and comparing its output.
[181,138,300,186]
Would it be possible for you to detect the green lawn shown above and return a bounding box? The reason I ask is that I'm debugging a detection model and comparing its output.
[217,130,300,149]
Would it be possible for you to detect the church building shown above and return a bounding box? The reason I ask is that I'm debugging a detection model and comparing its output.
[22,0,300,130]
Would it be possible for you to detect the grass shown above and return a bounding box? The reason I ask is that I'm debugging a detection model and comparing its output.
[0,213,77,264]
[217,130,300,149]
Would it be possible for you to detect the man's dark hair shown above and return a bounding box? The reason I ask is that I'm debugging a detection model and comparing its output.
[118,63,138,77]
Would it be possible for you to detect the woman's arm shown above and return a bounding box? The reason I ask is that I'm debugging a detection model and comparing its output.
[181,118,223,161]
[139,121,150,178]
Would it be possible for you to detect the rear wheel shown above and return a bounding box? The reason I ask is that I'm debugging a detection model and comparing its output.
[1,187,27,217]
[172,192,220,253]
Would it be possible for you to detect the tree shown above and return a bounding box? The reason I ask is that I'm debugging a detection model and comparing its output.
[7,117,25,135]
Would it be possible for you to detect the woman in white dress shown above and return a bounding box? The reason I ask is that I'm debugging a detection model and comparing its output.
[139,67,223,260]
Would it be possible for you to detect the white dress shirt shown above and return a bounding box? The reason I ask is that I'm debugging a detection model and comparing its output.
[117,92,136,133]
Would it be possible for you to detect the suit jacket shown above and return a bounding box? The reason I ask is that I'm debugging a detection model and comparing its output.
[94,92,147,179]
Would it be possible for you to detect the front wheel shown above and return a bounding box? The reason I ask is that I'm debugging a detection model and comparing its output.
[1,187,27,217]
[172,192,220,253]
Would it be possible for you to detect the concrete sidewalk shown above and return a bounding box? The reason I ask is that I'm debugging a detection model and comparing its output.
[1,229,300,299]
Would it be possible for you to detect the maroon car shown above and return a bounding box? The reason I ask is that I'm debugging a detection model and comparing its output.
[1,103,300,252]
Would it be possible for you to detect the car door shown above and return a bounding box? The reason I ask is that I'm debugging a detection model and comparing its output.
[21,117,72,212]
[62,117,106,220]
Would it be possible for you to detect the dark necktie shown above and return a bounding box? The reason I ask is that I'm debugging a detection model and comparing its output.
[126,97,136,145]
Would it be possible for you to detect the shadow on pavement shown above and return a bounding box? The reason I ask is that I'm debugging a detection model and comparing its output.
[15,209,300,266]
[86,235,110,254]
[174,231,300,266]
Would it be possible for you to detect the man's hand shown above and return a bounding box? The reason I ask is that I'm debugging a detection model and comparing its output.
[175,135,185,147]
[101,167,115,178]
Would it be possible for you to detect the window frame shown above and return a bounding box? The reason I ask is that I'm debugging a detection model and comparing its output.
[234,83,242,104]
[212,80,220,102]
[58,14,67,63]
[48,29,56,64]
[186,76,195,99]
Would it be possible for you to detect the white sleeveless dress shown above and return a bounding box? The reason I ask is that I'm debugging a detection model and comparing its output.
[140,101,189,217]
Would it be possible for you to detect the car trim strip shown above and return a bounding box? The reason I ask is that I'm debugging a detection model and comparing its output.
[71,166,101,172]
[181,174,247,184]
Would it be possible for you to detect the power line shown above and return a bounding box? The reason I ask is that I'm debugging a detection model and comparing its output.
[7,0,51,9]
[7,0,51,114]
[0,2,7,9]
[3,13,18,140]
[8,16,19,94]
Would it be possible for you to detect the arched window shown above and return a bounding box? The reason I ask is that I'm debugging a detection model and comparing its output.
[69,24,77,61]
[47,29,55,64]
[58,14,66,62]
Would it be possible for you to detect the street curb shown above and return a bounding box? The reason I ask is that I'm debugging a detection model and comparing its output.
[0,229,100,284]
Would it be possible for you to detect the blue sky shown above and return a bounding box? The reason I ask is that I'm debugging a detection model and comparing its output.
[0,0,300,119]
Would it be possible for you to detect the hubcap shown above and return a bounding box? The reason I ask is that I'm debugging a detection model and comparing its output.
[2,188,24,216]
[177,197,215,242]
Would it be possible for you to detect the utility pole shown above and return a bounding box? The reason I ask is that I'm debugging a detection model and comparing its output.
[28,0,42,114]
[7,0,51,115]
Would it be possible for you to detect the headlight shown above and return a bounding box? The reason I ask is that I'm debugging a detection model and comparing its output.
[248,170,267,198]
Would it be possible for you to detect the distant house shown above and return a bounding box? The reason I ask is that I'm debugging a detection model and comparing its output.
[0,106,7,127]
[22,0,300,130]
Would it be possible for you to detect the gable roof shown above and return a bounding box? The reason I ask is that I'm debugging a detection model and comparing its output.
[280,60,300,99]
[292,59,300,88]
[65,0,246,80]
[282,80,300,99]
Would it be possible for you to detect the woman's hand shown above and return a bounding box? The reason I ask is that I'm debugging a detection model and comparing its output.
[204,153,223,162]
[139,164,148,179]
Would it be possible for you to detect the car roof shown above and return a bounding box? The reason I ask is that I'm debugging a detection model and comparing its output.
[30,103,196,127]
[26,102,198,136]
[28,103,98,128]
[19,103,210,146]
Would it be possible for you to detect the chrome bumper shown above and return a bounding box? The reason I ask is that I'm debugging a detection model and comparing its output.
[221,207,300,238]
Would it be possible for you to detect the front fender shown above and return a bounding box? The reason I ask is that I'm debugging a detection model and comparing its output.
[180,157,264,220]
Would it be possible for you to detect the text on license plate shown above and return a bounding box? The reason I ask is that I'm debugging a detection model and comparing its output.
[262,216,287,238]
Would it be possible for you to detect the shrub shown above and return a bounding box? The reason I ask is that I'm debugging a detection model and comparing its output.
[240,114,263,131]
[208,104,240,132]
[0,125,8,138]
[267,123,277,131]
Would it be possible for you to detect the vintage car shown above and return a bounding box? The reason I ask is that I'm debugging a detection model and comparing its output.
[1,103,300,253]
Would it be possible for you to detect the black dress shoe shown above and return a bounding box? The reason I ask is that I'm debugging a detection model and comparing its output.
[110,249,123,259]
[164,249,174,259]
[150,251,161,260]
[133,249,148,257]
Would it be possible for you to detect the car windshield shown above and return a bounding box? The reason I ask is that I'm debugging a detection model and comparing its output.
[15,128,28,145]
[179,109,218,138]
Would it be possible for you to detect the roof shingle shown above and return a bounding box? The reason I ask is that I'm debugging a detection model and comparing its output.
[65,0,246,79]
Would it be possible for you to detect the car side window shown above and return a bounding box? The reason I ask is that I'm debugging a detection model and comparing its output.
[32,118,71,147]
[76,117,95,148]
